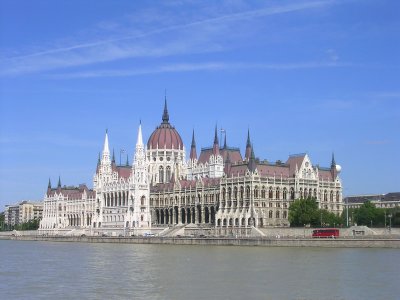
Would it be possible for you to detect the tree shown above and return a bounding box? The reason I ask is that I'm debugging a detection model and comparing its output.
[289,197,319,227]
[354,201,385,227]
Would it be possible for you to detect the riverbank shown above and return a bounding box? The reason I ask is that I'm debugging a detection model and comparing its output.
[2,234,399,248]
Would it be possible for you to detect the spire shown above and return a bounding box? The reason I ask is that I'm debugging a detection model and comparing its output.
[97,152,101,165]
[245,129,252,161]
[214,125,219,145]
[112,148,115,163]
[212,125,220,156]
[246,128,251,147]
[57,176,61,188]
[190,129,197,160]
[137,122,144,146]
[331,152,336,167]
[48,178,51,189]
[126,154,129,166]
[103,129,110,154]
[162,95,169,123]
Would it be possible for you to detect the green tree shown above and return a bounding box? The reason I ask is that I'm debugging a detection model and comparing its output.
[354,201,383,226]
[289,197,319,227]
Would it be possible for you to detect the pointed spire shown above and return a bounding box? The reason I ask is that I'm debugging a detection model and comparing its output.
[212,125,220,156]
[57,176,61,188]
[331,152,336,167]
[112,148,115,163]
[246,128,251,147]
[162,95,169,123]
[126,154,129,166]
[137,122,144,146]
[103,129,110,154]
[190,129,197,160]
[97,152,101,165]
[48,178,51,189]
[245,129,252,161]
[214,125,219,145]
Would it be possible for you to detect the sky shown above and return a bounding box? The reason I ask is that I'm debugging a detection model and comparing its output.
[0,0,399,209]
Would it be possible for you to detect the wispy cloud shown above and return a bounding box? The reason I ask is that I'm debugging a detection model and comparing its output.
[53,60,350,78]
[0,1,336,77]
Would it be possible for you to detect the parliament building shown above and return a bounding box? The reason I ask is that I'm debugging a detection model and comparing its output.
[40,99,343,235]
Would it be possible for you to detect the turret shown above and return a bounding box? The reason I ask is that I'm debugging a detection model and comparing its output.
[57,176,62,190]
[47,178,51,190]
[190,129,197,160]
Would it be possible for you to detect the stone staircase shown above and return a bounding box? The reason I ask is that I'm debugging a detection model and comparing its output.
[158,225,186,237]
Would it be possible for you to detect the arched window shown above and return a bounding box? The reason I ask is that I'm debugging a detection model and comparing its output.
[276,188,280,199]
[254,186,259,198]
[269,210,273,218]
[261,187,266,199]
[141,196,145,206]
[228,187,232,200]
[246,186,250,199]
[159,166,164,183]
[336,191,340,202]
[324,190,328,201]
[283,188,287,200]
[283,211,287,219]
[276,211,280,219]
[166,166,171,183]
[269,187,273,199]
[234,187,238,200]
[240,186,244,200]
[330,191,334,202]
[304,188,308,198]
[222,188,226,201]
[290,188,295,200]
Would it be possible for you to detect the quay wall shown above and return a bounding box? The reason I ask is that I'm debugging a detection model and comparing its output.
[2,235,399,248]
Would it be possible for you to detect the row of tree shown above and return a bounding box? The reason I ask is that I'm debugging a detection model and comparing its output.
[0,213,40,231]
[289,197,399,228]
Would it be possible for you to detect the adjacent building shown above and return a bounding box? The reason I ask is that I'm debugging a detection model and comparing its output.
[4,201,43,227]
[40,99,343,232]
[344,193,400,209]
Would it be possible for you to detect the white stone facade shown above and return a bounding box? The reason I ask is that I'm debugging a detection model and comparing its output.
[39,100,343,233]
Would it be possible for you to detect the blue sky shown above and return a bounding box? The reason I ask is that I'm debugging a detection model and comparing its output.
[0,0,399,209]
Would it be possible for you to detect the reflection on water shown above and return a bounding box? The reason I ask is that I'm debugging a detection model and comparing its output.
[1,240,399,300]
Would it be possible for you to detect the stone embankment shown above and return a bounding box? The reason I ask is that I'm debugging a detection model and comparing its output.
[2,234,399,248]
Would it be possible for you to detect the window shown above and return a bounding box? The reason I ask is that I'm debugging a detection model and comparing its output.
[159,166,164,183]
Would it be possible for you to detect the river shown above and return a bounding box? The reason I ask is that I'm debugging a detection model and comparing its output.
[1,240,399,299]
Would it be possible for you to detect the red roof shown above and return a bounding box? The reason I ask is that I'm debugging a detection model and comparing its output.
[147,125,184,150]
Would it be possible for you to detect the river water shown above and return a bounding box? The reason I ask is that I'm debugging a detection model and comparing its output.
[0,240,399,300]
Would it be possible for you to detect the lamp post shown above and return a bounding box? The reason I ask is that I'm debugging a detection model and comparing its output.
[388,214,392,233]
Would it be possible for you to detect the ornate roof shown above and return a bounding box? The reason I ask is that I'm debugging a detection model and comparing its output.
[147,98,184,150]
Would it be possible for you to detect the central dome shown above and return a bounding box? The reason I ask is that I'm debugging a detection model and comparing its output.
[147,99,184,150]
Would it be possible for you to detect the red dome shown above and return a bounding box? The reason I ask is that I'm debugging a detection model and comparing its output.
[147,99,184,150]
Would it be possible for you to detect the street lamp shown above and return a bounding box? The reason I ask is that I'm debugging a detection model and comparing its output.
[388,214,392,233]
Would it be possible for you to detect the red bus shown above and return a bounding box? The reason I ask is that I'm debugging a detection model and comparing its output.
[312,228,339,238]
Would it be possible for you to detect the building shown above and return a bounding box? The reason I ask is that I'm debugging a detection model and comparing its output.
[344,193,400,209]
[4,201,43,227]
[40,99,343,233]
